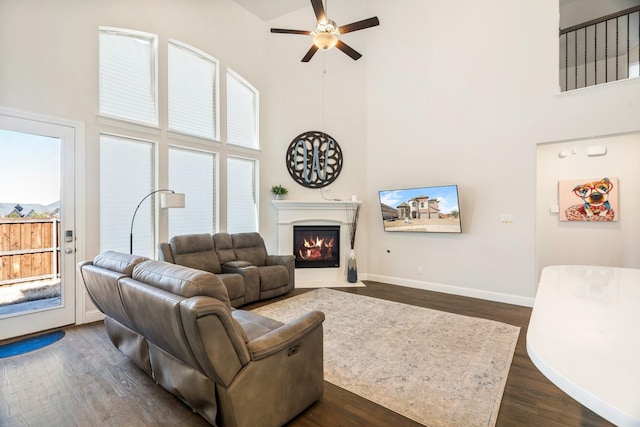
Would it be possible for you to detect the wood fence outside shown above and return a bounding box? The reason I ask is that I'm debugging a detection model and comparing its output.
[0,219,60,285]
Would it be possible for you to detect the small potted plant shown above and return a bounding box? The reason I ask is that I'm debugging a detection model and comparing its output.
[271,185,288,199]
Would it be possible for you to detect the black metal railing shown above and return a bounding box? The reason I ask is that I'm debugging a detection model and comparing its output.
[560,5,640,91]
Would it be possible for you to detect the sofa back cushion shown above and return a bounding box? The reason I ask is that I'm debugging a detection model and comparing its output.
[94,250,148,276]
[231,232,268,266]
[132,260,231,309]
[213,232,236,264]
[169,234,222,274]
[118,276,204,373]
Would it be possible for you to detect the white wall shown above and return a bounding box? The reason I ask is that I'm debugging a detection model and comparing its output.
[362,0,640,305]
[536,132,640,273]
[262,1,369,273]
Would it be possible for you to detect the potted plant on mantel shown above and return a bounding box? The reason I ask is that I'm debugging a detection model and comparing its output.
[271,185,288,200]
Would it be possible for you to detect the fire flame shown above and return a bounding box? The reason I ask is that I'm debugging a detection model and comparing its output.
[297,235,335,260]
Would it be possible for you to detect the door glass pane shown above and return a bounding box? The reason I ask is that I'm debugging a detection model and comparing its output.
[0,130,61,316]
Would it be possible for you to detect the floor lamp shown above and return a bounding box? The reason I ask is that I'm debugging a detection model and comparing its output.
[129,189,185,254]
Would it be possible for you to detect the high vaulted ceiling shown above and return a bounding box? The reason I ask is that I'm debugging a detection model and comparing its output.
[232,0,308,21]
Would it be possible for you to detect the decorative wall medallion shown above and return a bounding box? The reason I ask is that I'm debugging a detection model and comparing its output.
[286,131,343,188]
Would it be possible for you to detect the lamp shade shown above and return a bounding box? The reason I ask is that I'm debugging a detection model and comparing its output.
[161,192,185,208]
[130,189,186,254]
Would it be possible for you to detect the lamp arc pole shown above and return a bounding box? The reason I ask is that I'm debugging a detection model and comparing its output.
[129,189,175,254]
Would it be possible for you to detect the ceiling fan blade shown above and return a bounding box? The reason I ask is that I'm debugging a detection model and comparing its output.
[339,16,380,34]
[302,45,319,62]
[271,28,312,35]
[311,0,327,23]
[335,40,362,60]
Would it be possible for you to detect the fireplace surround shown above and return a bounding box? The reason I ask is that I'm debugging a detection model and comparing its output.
[272,200,361,286]
[293,225,340,268]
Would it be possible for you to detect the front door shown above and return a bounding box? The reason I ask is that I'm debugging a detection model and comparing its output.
[0,110,78,340]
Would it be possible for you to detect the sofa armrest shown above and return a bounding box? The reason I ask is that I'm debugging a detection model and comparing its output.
[246,310,324,360]
[266,254,295,291]
[222,263,260,302]
[225,260,252,268]
[266,254,294,267]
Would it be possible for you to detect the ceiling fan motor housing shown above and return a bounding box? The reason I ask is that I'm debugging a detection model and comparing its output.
[270,0,380,62]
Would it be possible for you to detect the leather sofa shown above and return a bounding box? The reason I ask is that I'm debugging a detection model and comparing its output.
[78,250,324,427]
[158,232,294,307]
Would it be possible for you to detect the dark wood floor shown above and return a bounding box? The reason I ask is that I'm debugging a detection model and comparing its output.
[0,281,613,427]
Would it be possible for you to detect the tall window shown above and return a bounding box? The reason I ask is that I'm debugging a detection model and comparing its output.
[168,40,219,140]
[227,156,258,233]
[98,27,262,249]
[227,69,258,149]
[98,27,158,125]
[99,135,154,256]
[168,147,217,236]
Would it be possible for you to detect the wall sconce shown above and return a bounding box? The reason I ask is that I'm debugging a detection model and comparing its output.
[130,189,185,254]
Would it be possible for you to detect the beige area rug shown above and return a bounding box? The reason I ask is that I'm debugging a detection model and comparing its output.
[252,288,520,427]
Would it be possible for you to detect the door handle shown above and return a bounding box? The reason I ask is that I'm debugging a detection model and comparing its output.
[65,248,73,254]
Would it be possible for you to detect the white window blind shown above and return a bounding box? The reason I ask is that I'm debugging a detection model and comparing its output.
[99,27,158,126]
[226,156,257,233]
[99,135,154,256]
[168,147,217,236]
[227,69,258,149]
[168,41,218,140]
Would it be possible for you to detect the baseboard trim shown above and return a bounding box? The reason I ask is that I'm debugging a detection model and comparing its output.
[363,274,535,307]
[83,309,105,324]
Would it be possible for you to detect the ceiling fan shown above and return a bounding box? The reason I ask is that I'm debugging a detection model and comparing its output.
[270,0,380,62]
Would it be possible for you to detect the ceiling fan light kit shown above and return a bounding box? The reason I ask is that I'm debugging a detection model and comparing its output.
[313,32,338,50]
[271,0,379,62]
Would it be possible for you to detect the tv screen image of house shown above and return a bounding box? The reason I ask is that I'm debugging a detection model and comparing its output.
[378,185,462,233]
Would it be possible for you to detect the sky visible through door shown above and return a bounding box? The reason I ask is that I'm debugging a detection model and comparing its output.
[0,129,61,314]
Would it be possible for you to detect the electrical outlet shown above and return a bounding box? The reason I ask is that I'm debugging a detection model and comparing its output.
[417,266,423,274]
[500,214,514,224]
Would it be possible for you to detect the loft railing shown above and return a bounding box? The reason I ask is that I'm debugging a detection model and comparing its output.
[560,5,640,92]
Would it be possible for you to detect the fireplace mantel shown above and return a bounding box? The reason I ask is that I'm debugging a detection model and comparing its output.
[272,199,362,287]
[272,199,360,214]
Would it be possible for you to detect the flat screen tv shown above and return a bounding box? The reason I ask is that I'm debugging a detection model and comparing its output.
[378,184,462,233]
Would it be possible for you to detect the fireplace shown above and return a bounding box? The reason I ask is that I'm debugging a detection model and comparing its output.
[293,225,340,268]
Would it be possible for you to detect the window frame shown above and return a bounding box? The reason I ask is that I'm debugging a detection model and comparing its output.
[98,26,159,127]
[99,133,156,257]
[168,39,220,142]
[226,68,259,150]
[226,155,259,233]
[168,145,219,235]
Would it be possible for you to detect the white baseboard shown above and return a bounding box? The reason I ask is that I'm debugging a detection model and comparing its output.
[83,309,105,324]
[363,273,535,307]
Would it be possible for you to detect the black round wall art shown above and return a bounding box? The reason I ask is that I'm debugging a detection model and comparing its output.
[286,131,343,188]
